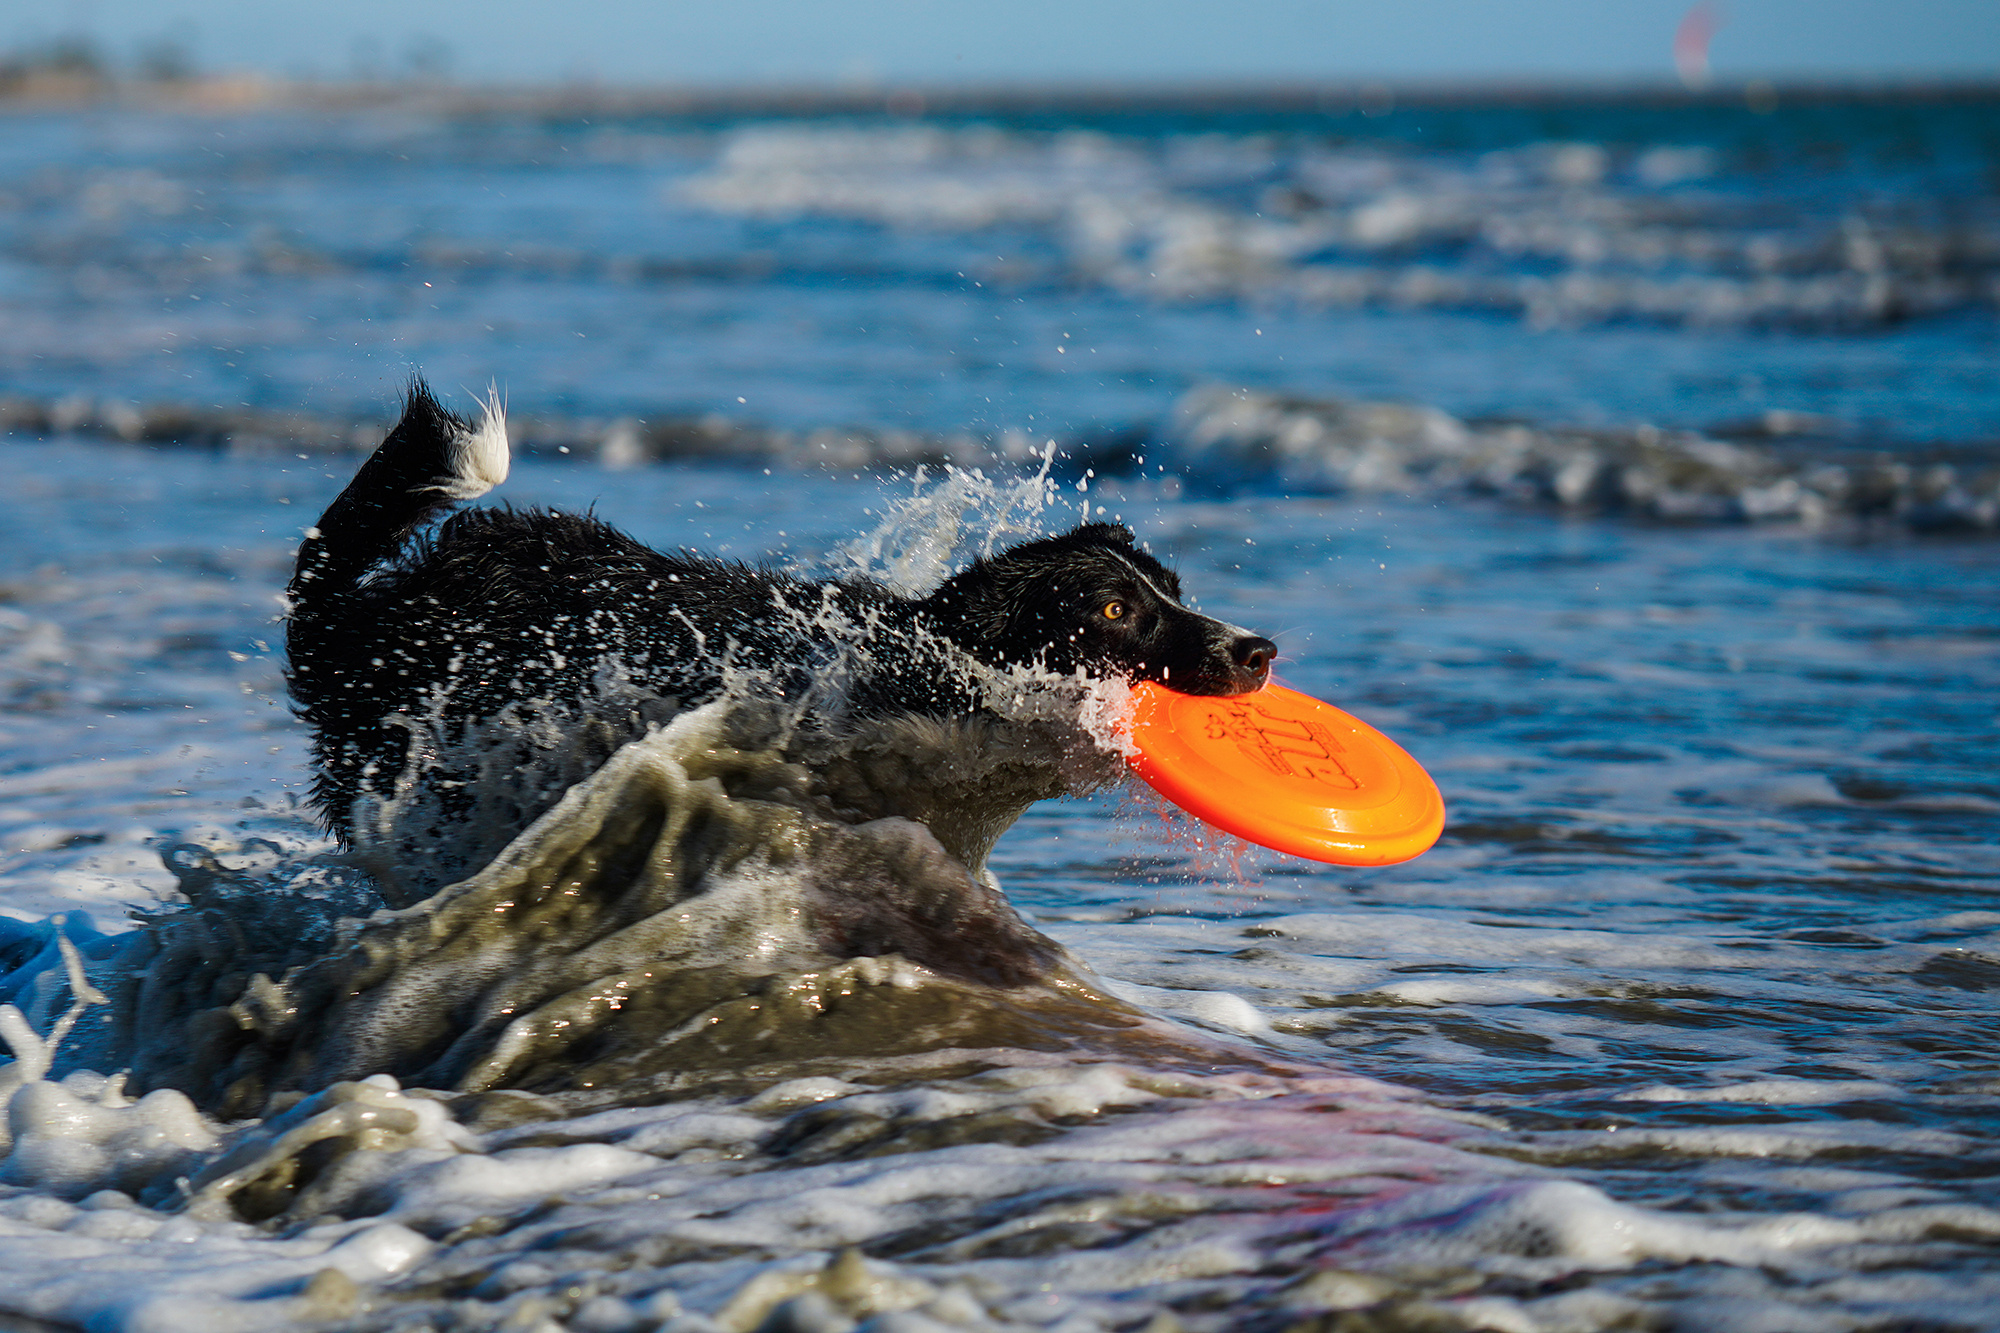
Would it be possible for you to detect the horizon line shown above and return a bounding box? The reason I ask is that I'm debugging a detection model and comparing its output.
[6,69,1999,113]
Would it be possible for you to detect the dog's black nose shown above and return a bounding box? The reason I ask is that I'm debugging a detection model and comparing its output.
[1232,635,1277,681]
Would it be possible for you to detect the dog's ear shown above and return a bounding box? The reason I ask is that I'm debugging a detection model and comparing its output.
[1065,520,1183,602]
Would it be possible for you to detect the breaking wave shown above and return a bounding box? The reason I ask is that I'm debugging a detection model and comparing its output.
[13,382,1995,533]
[97,697,1176,1117]
[685,122,2000,330]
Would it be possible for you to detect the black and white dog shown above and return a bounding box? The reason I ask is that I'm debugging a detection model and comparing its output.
[287,382,1275,888]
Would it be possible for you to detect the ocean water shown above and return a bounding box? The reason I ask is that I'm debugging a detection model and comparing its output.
[0,92,1997,1332]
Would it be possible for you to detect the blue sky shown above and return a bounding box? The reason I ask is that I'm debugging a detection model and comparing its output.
[20,0,2000,83]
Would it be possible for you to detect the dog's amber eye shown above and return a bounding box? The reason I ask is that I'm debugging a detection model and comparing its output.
[1103,601,1127,621]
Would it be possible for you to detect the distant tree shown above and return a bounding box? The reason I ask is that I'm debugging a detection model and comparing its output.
[33,36,104,75]
[136,31,198,84]
[0,35,109,96]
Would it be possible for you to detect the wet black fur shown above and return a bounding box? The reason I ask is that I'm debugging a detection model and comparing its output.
[288,383,1275,843]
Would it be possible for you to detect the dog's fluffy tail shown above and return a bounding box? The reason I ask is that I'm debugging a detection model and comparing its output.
[289,378,508,614]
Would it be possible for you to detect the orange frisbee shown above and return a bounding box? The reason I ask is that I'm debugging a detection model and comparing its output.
[1124,681,1444,866]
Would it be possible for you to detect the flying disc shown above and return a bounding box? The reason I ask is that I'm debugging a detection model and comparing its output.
[1124,681,1444,866]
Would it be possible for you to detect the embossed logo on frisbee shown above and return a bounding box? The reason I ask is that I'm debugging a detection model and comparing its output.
[1200,697,1361,791]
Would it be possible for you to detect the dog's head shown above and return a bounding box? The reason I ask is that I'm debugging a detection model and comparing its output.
[922,522,1275,695]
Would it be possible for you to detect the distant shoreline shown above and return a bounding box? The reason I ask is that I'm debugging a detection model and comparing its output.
[3,72,1998,116]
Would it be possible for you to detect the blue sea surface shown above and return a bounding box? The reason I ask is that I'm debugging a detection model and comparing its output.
[0,91,1996,1331]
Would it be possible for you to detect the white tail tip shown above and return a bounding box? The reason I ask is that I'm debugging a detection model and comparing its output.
[440,385,510,500]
